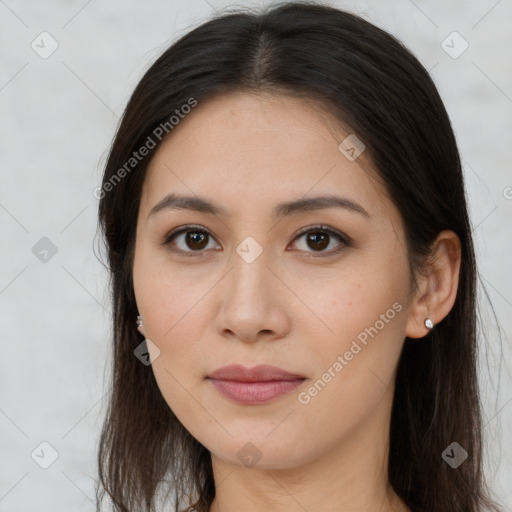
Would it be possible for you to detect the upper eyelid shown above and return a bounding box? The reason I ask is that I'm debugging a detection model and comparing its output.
[164,225,214,243]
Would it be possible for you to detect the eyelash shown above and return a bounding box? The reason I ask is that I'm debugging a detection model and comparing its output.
[161,224,352,259]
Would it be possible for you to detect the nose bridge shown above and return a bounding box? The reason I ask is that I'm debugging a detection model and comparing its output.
[228,234,271,301]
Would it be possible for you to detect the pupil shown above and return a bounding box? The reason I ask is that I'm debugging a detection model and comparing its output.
[308,233,328,251]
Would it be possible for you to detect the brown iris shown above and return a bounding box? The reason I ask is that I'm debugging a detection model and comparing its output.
[185,231,209,250]
[306,232,329,251]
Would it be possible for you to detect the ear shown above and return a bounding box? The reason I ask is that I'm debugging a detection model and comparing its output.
[405,230,462,339]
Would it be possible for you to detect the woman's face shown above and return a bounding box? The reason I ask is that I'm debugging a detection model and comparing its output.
[133,91,417,469]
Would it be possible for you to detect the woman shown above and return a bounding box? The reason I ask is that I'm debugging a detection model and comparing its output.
[95,2,504,511]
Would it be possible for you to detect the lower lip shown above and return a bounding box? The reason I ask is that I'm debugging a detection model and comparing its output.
[208,378,305,404]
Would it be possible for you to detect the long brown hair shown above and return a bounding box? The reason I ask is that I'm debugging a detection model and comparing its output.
[95,2,504,511]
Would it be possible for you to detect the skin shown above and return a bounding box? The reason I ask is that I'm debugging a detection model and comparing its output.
[132,91,461,512]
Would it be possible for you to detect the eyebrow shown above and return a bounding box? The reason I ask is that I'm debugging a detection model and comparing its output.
[147,193,370,219]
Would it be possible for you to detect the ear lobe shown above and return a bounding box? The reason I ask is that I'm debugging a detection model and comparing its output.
[405,230,462,339]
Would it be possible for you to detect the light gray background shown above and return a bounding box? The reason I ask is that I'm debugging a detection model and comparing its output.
[1,0,511,510]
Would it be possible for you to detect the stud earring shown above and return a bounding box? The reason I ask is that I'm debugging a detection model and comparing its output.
[136,315,144,331]
[424,317,434,330]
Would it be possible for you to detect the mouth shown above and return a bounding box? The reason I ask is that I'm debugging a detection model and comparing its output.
[206,364,307,404]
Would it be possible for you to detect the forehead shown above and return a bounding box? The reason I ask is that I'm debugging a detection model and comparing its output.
[140,92,393,223]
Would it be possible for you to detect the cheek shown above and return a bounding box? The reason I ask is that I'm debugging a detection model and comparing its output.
[142,274,211,426]
[293,284,406,446]
[301,249,409,387]
[149,279,208,359]
[302,273,404,348]
[133,253,210,396]
[134,245,208,341]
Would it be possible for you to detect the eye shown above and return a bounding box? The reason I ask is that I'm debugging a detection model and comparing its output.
[162,224,351,258]
[289,224,351,257]
[162,225,220,257]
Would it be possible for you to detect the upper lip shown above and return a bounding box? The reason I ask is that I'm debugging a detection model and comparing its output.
[207,364,306,382]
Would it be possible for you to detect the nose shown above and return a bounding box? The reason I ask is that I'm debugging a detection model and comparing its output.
[215,245,291,344]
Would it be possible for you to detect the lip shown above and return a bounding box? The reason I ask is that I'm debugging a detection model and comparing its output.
[207,364,306,382]
[206,364,307,405]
